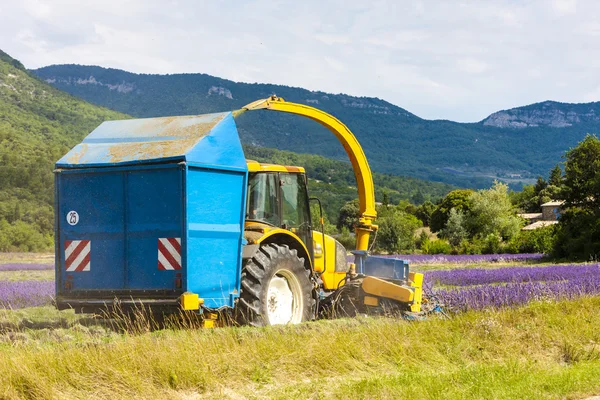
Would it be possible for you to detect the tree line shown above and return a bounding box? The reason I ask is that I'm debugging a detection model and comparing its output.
[335,134,600,259]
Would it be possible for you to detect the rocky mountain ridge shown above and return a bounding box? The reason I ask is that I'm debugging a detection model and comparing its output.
[482,101,600,128]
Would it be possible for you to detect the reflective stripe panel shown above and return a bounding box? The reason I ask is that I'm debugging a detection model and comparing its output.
[65,240,91,272]
[158,238,182,270]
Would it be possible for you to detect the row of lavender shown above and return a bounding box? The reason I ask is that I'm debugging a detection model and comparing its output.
[0,264,54,308]
[382,253,544,265]
[1,261,599,312]
[427,263,600,312]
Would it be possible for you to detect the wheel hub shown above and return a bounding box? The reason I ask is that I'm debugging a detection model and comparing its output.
[266,270,303,325]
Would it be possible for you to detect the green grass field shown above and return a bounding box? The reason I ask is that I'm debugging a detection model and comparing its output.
[1,258,600,399]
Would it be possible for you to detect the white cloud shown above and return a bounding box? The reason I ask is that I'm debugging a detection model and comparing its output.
[2,0,600,121]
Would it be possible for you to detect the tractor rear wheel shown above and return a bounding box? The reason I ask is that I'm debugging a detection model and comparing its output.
[236,243,316,326]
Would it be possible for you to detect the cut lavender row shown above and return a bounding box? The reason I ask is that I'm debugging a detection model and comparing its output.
[379,253,544,265]
[432,274,600,312]
[426,264,600,287]
[0,281,54,309]
[0,263,54,271]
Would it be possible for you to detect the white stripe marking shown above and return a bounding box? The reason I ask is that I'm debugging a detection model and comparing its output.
[158,249,175,270]
[66,242,90,272]
[65,241,79,259]
[160,238,181,265]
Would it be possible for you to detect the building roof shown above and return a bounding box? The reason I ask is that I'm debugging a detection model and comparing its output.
[541,200,565,207]
[518,213,543,219]
[522,220,559,231]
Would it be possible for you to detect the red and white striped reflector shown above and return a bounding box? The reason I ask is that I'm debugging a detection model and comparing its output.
[65,240,91,272]
[158,238,182,270]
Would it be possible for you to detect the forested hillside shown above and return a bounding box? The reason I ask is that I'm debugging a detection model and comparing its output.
[34,64,600,188]
[244,145,455,222]
[0,51,126,250]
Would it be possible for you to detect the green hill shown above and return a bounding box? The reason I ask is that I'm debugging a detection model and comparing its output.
[33,64,600,189]
[0,52,126,251]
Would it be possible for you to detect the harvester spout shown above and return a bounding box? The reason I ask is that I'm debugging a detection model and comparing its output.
[238,96,377,251]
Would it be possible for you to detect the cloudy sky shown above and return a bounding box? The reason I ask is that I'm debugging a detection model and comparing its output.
[1,0,599,121]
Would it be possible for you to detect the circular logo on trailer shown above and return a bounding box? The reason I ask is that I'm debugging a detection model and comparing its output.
[67,211,79,226]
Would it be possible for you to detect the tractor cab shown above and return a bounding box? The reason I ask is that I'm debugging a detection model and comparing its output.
[241,160,350,312]
[244,161,313,259]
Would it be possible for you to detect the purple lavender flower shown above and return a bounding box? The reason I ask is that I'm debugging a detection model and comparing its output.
[426,264,600,287]
[0,281,54,309]
[382,253,544,265]
[433,275,600,312]
[0,264,54,271]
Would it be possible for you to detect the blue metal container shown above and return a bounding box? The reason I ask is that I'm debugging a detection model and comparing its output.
[352,251,409,281]
[55,112,248,311]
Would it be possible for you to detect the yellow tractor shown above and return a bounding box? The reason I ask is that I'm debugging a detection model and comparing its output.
[235,97,423,326]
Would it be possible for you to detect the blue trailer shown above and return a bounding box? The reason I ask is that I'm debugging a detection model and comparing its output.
[55,112,249,311]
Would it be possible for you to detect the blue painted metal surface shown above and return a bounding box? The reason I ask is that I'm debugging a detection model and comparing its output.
[55,112,248,309]
[352,251,409,281]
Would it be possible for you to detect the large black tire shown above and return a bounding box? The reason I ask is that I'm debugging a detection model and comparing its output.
[236,243,316,327]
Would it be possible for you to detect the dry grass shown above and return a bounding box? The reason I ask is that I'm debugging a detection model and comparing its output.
[0,253,54,264]
[0,298,599,399]
[0,270,54,282]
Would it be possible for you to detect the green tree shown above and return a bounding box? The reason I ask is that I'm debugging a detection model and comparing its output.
[534,176,548,194]
[467,182,522,240]
[337,199,360,231]
[549,164,563,187]
[510,184,538,212]
[375,211,422,253]
[441,208,468,248]
[553,134,600,259]
[415,200,436,226]
[430,189,474,233]
[563,134,600,212]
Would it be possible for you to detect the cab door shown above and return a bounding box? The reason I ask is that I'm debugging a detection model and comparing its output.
[279,173,313,258]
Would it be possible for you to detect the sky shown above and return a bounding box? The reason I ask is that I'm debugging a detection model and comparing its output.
[1,0,600,122]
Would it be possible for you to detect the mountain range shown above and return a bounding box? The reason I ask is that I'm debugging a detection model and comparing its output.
[33,64,600,188]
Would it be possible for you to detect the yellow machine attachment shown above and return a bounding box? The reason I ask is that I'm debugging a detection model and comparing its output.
[312,231,348,290]
[238,96,424,314]
[239,96,377,251]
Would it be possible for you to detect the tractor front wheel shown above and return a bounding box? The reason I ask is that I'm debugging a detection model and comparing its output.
[236,243,315,326]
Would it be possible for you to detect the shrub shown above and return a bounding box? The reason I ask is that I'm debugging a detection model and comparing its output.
[337,227,356,250]
[425,239,452,255]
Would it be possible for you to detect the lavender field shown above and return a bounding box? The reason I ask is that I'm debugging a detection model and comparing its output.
[426,263,600,312]
[1,260,600,314]
[383,253,544,265]
[0,263,54,309]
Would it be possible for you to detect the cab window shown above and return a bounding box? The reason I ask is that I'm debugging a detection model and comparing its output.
[280,173,310,229]
[247,173,280,226]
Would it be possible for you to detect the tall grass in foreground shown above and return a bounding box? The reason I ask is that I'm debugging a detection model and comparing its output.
[1,298,600,399]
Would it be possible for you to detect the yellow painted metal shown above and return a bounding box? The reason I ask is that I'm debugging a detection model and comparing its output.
[202,312,218,329]
[312,231,346,290]
[241,96,377,251]
[361,276,414,303]
[246,160,305,173]
[409,272,424,313]
[253,228,313,270]
[180,292,201,311]
[363,295,379,306]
